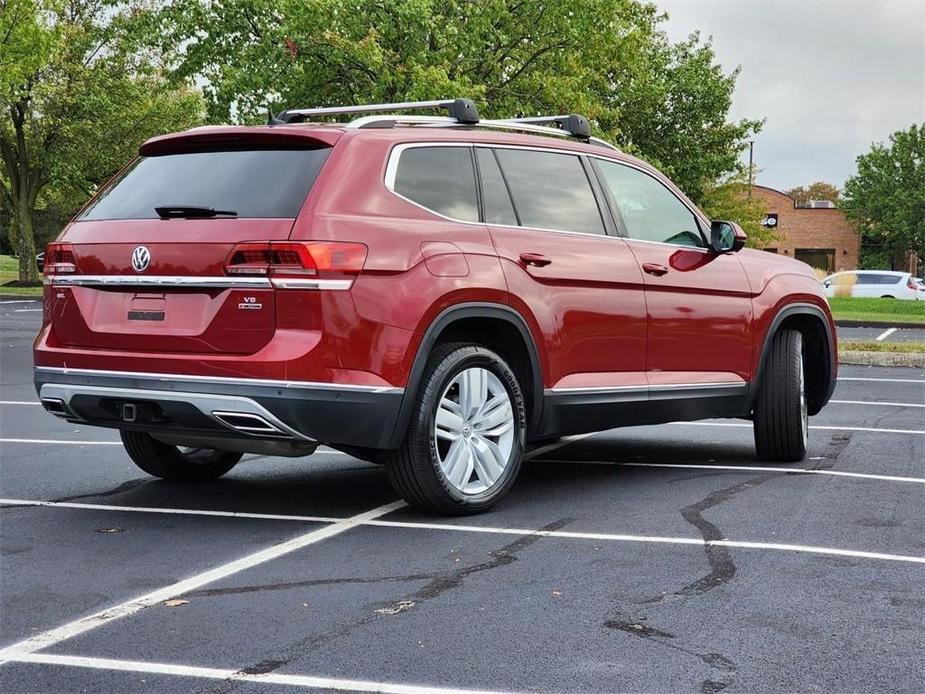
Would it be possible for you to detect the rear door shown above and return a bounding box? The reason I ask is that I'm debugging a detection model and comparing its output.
[48,143,331,354]
[592,157,753,383]
[479,146,647,391]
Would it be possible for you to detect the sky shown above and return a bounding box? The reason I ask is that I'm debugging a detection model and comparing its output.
[655,0,925,192]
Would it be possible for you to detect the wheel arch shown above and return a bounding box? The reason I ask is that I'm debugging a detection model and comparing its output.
[387,303,545,448]
[748,303,836,416]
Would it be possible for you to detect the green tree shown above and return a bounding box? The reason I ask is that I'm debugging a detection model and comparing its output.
[699,175,777,249]
[156,0,759,205]
[785,181,841,208]
[843,124,925,268]
[0,0,204,283]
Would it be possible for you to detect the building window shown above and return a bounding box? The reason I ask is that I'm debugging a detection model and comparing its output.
[795,248,835,272]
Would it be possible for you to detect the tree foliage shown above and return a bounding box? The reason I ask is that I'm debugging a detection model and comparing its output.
[155,0,760,204]
[699,176,777,249]
[843,124,925,265]
[0,1,204,282]
[785,181,841,208]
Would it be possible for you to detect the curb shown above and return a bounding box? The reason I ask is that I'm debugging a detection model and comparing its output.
[836,320,924,329]
[839,350,925,368]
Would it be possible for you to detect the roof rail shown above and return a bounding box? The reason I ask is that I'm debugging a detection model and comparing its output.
[271,98,479,125]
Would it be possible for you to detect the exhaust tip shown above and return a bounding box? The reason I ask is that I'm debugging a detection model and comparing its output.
[41,398,73,418]
[212,411,288,437]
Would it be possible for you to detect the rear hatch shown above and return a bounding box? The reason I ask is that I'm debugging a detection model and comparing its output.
[46,134,334,354]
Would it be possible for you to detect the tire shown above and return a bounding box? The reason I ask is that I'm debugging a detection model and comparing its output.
[753,329,808,462]
[120,430,242,482]
[384,343,526,515]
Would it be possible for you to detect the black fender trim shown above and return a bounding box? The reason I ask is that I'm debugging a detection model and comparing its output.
[386,303,545,448]
[746,302,836,415]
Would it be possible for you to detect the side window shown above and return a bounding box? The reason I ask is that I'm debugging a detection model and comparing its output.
[855,274,873,285]
[475,148,517,226]
[596,159,704,247]
[392,146,479,222]
[494,149,606,235]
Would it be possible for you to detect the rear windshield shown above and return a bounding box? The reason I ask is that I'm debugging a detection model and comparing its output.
[79,147,331,220]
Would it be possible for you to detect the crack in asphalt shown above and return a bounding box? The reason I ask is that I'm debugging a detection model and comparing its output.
[194,517,573,694]
[186,573,438,598]
[51,478,148,503]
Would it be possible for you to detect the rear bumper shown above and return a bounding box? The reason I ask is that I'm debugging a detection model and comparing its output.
[34,367,404,449]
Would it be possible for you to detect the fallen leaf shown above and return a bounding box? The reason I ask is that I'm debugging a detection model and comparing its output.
[163,599,189,607]
[375,600,414,615]
[95,527,123,534]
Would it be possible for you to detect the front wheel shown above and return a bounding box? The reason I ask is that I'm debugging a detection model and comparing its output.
[120,430,242,482]
[384,343,526,515]
[753,329,808,462]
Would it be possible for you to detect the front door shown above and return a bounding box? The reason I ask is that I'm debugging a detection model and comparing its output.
[592,158,753,388]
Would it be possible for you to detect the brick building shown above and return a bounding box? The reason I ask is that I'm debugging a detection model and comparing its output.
[751,185,859,272]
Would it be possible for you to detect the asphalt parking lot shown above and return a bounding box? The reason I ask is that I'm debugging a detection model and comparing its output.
[1,303,923,693]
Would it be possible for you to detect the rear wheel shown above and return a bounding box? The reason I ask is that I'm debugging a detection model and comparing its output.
[753,329,808,462]
[384,343,526,515]
[120,430,241,482]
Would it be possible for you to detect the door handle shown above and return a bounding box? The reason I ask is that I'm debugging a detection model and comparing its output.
[642,262,669,276]
[519,252,552,268]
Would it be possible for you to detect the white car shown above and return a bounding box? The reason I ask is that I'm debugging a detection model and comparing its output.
[822,270,921,300]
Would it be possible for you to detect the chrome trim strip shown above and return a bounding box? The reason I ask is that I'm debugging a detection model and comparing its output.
[270,278,353,290]
[47,275,272,289]
[546,381,746,396]
[34,366,404,395]
[39,383,315,441]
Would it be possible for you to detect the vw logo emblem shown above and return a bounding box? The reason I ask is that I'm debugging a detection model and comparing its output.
[131,246,151,273]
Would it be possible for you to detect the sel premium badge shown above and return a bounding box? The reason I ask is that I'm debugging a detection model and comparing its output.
[131,246,151,273]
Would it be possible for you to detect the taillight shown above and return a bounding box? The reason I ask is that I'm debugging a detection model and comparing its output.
[225,241,368,289]
[907,277,917,291]
[44,243,76,275]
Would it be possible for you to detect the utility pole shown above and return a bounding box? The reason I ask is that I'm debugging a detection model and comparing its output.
[748,141,754,197]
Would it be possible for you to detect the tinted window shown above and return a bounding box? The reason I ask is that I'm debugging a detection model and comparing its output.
[476,148,517,225]
[81,148,330,220]
[494,149,605,234]
[596,159,704,247]
[393,147,478,222]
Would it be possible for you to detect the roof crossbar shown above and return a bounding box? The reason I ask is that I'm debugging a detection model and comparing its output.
[272,98,479,125]
[499,114,592,140]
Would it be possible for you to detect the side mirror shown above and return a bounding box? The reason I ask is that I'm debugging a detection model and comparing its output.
[710,220,747,254]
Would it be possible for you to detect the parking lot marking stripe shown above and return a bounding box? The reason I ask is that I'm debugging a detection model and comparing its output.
[676,422,925,435]
[875,327,898,342]
[524,432,597,460]
[0,499,404,665]
[0,498,344,523]
[0,438,120,445]
[830,399,925,408]
[0,401,40,405]
[1,497,921,565]
[11,653,513,694]
[536,460,925,484]
[839,377,924,384]
[13,308,42,312]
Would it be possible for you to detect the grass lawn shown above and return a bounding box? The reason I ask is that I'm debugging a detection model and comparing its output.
[840,339,925,354]
[828,297,924,325]
[0,255,43,296]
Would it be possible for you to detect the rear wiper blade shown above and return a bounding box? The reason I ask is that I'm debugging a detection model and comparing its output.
[154,205,238,219]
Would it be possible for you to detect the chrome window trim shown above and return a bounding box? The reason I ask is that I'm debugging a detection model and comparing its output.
[34,366,404,394]
[383,141,617,240]
[269,278,353,290]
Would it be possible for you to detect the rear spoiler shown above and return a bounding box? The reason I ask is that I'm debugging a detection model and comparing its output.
[139,126,342,156]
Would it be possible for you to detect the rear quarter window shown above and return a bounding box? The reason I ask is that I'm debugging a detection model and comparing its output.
[391,146,479,222]
[80,147,331,220]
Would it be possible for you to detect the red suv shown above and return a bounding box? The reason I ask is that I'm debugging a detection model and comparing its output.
[35,99,837,514]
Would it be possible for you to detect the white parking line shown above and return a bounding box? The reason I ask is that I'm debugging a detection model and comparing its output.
[11,653,512,694]
[13,308,42,312]
[875,327,898,341]
[0,499,404,665]
[830,399,925,408]
[536,460,925,484]
[2,497,922,565]
[0,438,120,445]
[677,422,925,435]
[0,401,40,405]
[839,377,924,384]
